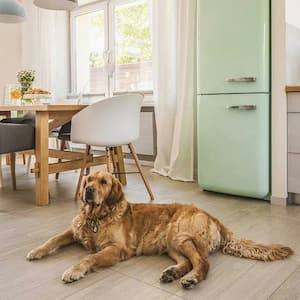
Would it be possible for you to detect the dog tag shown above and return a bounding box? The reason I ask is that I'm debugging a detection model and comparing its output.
[87,217,98,233]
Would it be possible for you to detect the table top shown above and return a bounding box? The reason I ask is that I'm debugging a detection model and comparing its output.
[0,104,87,112]
[286,86,300,93]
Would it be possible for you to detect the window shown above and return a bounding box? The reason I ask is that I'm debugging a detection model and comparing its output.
[74,8,107,94]
[71,0,153,97]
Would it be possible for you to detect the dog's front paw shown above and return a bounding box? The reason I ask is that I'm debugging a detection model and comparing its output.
[180,275,198,290]
[62,265,87,283]
[26,248,46,261]
[160,267,178,283]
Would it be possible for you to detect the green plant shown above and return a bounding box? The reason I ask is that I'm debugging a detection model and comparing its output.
[17,70,36,96]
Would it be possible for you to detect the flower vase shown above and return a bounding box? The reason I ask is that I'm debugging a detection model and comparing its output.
[20,82,33,105]
[20,82,32,97]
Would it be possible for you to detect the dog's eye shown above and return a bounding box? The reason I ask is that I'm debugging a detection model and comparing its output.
[101,179,107,185]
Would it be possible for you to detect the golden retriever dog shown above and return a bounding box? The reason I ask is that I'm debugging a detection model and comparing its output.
[27,171,293,289]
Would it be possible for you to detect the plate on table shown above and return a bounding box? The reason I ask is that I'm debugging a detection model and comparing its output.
[23,94,52,104]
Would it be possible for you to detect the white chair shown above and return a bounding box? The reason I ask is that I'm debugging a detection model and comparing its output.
[71,94,154,201]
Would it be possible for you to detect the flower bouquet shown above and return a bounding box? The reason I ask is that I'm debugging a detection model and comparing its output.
[17,70,36,102]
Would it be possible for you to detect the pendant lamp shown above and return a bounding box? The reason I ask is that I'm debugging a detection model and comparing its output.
[34,0,78,10]
[0,0,26,23]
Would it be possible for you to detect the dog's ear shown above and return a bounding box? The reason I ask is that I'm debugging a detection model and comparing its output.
[107,176,124,206]
[78,176,87,202]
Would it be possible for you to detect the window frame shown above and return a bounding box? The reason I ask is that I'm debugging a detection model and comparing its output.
[70,0,154,99]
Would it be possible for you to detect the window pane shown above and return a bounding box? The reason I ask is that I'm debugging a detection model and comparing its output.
[75,10,106,94]
[114,0,153,92]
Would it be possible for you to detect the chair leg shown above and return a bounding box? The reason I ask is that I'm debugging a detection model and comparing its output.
[66,141,72,152]
[110,147,118,178]
[74,145,91,201]
[85,145,91,176]
[22,154,26,165]
[26,155,32,174]
[128,143,154,201]
[55,137,60,149]
[10,153,16,191]
[111,147,121,182]
[0,155,3,188]
[105,147,111,172]
[56,140,66,180]
[114,146,127,185]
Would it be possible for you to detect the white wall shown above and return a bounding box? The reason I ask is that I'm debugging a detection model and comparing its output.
[286,0,300,29]
[286,0,300,86]
[271,0,287,205]
[0,24,22,103]
[0,1,69,103]
[286,24,300,85]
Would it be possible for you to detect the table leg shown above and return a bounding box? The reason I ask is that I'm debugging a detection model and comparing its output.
[0,155,3,188]
[114,146,127,185]
[35,112,49,206]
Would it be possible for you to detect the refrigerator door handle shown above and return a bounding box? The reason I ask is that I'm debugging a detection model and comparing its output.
[226,77,257,82]
[226,105,257,110]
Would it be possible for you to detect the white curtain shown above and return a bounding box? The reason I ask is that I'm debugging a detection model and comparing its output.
[21,0,69,99]
[152,0,197,181]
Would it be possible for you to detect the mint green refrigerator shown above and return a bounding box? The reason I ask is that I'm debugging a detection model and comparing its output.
[197,0,270,199]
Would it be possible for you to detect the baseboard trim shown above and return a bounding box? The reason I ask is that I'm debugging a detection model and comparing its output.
[270,196,288,206]
[124,158,154,167]
[287,193,300,205]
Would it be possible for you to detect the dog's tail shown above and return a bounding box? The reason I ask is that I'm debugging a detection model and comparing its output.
[220,226,293,261]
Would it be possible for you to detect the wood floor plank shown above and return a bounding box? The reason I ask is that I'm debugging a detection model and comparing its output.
[64,272,174,300]
[113,255,173,285]
[174,253,255,299]
[4,263,113,300]
[214,259,299,300]
[270,266,300,300]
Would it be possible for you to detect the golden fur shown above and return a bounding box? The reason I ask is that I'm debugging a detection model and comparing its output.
[27,171,293,289]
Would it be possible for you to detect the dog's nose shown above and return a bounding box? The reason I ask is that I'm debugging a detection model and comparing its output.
[85,186,95,202]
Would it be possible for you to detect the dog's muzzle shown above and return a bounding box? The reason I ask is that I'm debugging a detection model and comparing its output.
[85,186,95,203]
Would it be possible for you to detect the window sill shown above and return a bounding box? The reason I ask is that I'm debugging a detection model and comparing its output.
[79,91,155,107]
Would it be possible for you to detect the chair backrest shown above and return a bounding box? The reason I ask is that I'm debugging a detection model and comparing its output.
[71,94,143,147]
[23,112,35,120]
[23,112,36,126]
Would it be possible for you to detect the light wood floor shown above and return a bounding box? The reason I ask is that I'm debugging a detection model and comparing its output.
[0,162,300,300]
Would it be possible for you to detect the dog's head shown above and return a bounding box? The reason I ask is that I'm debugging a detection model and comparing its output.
[79,171,124,207]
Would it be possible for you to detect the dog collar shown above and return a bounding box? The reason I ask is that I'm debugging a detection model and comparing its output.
[86,217,99,233]
[86,211,109,233]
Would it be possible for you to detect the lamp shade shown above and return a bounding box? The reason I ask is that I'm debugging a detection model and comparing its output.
[34,0,78,10]
[0,0,26,23]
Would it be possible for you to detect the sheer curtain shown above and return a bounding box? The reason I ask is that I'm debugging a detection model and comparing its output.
[21,0,69,99]
[152,0,197,181]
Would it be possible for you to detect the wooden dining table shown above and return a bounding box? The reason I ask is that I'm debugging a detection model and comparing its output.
[0,104,127,206]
